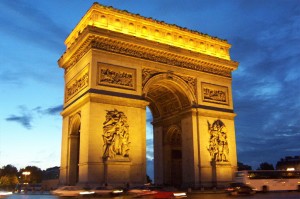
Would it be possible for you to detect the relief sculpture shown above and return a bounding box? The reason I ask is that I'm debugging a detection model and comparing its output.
[202,83,229,105]
[65,71,89,102]
[203,88,226,102]
[100,68,133,87]
[207,119,229,162]
[102,109,130,160]
[98,63,136,90]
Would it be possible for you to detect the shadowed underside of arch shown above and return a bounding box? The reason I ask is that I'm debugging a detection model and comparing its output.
[143,73,195,119]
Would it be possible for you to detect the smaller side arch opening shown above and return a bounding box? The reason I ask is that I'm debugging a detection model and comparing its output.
[68,113,81,185]
[164,125,182,187]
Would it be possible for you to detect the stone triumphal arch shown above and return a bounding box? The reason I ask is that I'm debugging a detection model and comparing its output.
[58,3,238,188]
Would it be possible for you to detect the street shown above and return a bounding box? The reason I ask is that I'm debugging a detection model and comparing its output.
[5,191,300,199]
[188,192,300,199]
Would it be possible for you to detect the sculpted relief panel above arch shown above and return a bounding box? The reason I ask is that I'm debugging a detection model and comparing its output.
[142,69,197,118]
[142,67,196,96]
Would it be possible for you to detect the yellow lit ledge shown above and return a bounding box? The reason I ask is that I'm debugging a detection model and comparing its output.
[65,3,231,60]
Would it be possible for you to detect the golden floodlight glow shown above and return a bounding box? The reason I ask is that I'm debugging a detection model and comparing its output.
[65,3,231,60]
[287,168,295,171]
[22,171,31,176]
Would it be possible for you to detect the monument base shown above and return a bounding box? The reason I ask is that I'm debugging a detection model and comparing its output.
[104,156,131,186]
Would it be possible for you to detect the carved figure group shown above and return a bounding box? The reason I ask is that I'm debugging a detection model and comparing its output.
[207,119,229,162]
[102,109,130,159]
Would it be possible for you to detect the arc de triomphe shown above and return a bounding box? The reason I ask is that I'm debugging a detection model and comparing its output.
[58,3,238,188]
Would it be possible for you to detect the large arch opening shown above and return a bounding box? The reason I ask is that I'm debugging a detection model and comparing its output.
[68,114,81,185]
[143,73,195,187]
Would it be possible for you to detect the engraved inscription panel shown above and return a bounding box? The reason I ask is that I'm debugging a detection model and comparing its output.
[202,82,229,105]
[98,63,136,90]
[65,67,89,102]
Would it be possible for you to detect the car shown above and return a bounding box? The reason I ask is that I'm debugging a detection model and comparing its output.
[128,185,187,198]
[91,186,123,196]
[50,186,94,197]
[128,185,158,197]
[151,187,187,199]
[226,182,256,196]
[0,190,13,199]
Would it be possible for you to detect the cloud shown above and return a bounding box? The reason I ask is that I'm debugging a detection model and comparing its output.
[236,117,300,169]
[29,160,42,165]
[0,0,67,87]
[5,104,62,129]
[44,105,63,115]
[231,3,300,168]
[6,114,32,129]
[0,0,67,52]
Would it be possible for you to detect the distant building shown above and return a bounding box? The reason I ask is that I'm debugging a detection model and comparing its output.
[276,156,300,170]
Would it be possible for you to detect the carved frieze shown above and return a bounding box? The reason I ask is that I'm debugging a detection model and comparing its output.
[142,68,159,86]
[178,75,197,94]
[98,63,136,90]
[90,37,232,77]
[207,119,229,162]
[142,67,196,96]
[65,68,89,102]
[102,109,130,160]
[68,112,81,135]
[61,32,235,78]
[202,82,229,105]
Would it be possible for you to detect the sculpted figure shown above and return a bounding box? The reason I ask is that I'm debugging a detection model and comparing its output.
[207,119,229,162]
[102,109,130,159]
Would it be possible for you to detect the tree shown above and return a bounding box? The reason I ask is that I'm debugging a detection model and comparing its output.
[0,175,19,189]
[237,162,252,171]
[0,165,19,190]
[257,162,274,170]
[0,164,18,177]
[19,166,43,184]
[146,175,152,184]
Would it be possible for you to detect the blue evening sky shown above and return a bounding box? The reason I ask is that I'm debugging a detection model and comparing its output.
[0,0,299,177]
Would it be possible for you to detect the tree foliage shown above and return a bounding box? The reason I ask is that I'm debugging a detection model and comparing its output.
[0,165,19,189]
[257,162,274,170]
[237,162,252,171]
[146,175,152,183]
[19,166,43,184]
[0,164,18,177]
[0,175,19,188]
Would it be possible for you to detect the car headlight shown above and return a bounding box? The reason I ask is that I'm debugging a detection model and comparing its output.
[112,190,123,194]
[173,192,186,197]
[80,191,95,195]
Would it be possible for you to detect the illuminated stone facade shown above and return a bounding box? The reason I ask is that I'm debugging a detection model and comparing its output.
[58,3,238,188]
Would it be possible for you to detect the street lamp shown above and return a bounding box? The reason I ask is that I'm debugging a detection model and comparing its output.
[22,171,31,184]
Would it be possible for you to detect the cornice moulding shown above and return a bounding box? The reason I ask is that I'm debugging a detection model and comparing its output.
[64,3,232,60]
[59,26,238,78]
